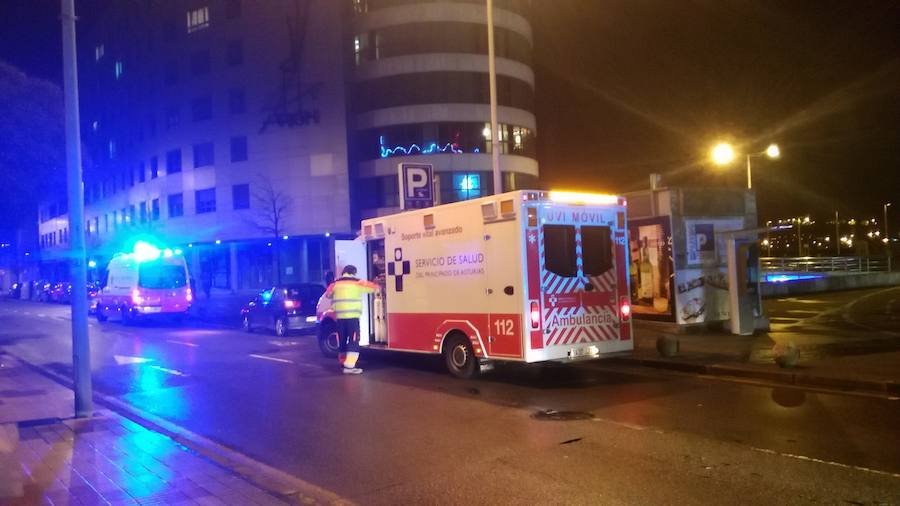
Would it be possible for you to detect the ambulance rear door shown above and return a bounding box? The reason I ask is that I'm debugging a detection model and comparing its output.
[334,239,371,345]
[482,199,524,359]
[537,204,628,359]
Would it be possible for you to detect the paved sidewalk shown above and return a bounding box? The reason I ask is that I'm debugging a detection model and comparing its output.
[0,354,290,505]
[623,324,900,394]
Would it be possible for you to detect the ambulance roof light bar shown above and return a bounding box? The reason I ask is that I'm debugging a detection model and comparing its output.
[547,191,621,206]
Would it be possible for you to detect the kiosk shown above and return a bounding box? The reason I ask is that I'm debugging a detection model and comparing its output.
[625,180,766,333]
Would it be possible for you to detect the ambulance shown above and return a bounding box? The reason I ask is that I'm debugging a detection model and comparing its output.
[95,241,193,324]
[317,190,633,378]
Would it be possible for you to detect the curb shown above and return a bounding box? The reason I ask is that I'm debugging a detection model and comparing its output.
[7,352,351,506]
[610,356,899,395]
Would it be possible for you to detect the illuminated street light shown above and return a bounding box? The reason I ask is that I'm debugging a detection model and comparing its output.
[710,142,736,166]
[710,141,780,189]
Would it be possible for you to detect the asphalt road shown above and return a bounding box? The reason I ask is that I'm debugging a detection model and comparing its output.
[2,294,899,504]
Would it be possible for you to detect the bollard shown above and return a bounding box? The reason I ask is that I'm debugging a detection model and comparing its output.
[656,335,680,358]
[772,342,800,368]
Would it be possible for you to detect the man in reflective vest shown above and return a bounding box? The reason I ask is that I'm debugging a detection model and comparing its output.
[325,265,377,374]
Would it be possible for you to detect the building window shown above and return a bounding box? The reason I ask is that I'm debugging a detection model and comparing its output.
[150,156,159,178]
[193,142,215,168]
[164,60,178,85]
[453,173,482,201]
[140,201,147,223]
[192,96,212,121]
[353,33,368,66]
[168,193,184,218]
[225,0,241,19]
[353,0,368,15]
[95,44,104,61]
[104,214,109,232]
[195,188,216,214]
[166,106,180,129]
[232,184,250,210]
[138,162,146,183]
[151,199,160,220]
[114,60,123,79]
[166,148,182,174]
[186,6,210,33]
[226,40,243,66]
[229,88,245,114]
[108,140,117,159]
[128,205,136,224]
[190,49,210,75]
[230,136,247,162]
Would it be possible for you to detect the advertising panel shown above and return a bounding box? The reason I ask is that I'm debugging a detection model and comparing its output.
[676,218,744,324]
[628,216,675,321]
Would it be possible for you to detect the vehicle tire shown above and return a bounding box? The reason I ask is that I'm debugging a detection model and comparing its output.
[274,317,288,337]
[317,320,340,358]
[121,306,133,325]
[443,333,479,380]
[242,315,253,333]
[95,307,108,322]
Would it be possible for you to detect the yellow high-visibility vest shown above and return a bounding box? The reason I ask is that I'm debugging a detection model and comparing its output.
[330,275,375,320]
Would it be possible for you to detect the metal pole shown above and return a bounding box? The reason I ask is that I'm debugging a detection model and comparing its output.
[61,0,92,418]
[834,210,839,256]
[746,154,752,189]
[886,203,892,271]
[797,221,802,257]
[486,0,502,195]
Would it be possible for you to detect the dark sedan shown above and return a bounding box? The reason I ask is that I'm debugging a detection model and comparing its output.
[240,284,325,337]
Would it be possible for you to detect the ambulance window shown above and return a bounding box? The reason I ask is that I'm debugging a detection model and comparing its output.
[543,225,577,277]
[582,226,613,275]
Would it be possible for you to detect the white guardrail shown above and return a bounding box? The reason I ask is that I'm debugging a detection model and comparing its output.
[761,256,892,273]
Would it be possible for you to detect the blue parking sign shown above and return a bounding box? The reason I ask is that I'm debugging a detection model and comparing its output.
[399,163,434,210]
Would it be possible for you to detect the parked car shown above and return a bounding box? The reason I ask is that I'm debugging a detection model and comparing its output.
[241,284,324,337]
[32,280,53,302]
[47,282,72,304]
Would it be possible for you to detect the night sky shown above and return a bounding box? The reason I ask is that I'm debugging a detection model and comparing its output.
[1,0,898,230]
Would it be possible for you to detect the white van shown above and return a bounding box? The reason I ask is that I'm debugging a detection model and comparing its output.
[96,243,192,324]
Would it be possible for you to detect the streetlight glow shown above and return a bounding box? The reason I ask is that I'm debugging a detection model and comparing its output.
[711,142,735,166]
[766,143,780,159]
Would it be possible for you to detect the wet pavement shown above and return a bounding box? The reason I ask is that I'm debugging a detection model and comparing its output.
[1,291,900,503]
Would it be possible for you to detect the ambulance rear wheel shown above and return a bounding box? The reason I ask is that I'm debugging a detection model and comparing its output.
[444,334,479,380]
[318,320,340,358]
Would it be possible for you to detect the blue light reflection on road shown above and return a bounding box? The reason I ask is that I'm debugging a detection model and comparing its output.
[764,273,826,283]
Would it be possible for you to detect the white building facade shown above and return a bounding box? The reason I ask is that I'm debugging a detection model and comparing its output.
[38,0,537,289]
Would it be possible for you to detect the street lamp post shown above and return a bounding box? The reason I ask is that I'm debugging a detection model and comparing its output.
[886,203,893,271]
[486,0,501,195]
[711,142,779,189]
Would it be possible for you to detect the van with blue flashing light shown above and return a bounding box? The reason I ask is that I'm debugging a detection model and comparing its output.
[95,242,193,324]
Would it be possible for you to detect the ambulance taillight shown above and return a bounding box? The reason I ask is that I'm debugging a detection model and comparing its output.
[619,297,632,322]
[530,301,541,329]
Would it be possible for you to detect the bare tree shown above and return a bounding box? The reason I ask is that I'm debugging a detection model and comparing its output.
[249,175,294,285]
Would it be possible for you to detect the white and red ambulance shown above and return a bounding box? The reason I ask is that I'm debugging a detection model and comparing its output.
[317,190,632,378]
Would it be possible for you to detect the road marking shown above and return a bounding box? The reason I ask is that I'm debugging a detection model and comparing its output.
[785,309,819,315]
[114,355,153,365]
[150,365,189,377]
[751,447,900,479]
[842,286,900,337]
[249,354,294,364]
[37,313,47,318]
[167,340,199,348]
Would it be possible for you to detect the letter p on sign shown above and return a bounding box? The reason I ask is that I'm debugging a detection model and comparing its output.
[399,163,434,209]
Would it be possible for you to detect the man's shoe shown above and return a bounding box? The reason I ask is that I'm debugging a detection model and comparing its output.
[342,367,363,375]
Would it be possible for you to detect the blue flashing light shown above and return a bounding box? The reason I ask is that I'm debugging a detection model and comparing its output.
[163,248,173,258]
[133,241,162,263]
[188,243,193,248]
[88,260,97,268]
[325,232,331,238]
[765,273,825,283]
[283,235,289,240]
[215,240,222,245]
[174,248,183,255]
